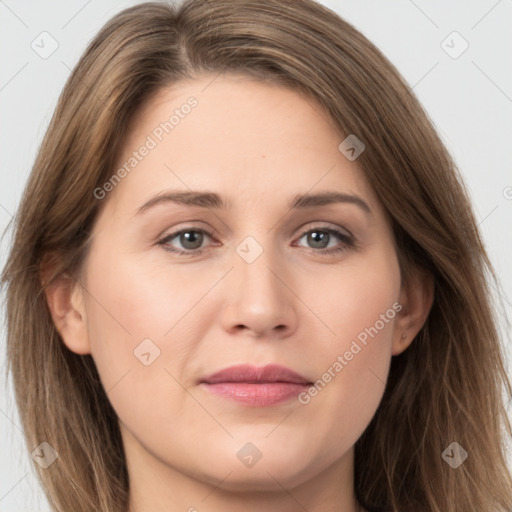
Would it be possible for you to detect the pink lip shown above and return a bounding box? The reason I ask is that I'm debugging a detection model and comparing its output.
[200,364,312,406]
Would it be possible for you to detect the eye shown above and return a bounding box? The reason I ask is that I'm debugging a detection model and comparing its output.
[157,225,355,256]
[295,226,355,254]
[157,228,214,255]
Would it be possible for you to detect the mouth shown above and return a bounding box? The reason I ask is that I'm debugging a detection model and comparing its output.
[199,364,313,406]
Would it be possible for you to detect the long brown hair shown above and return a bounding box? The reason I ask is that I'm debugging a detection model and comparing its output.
[2,1,511,511]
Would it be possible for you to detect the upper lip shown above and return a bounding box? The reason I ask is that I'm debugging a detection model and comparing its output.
[200,364,312,385]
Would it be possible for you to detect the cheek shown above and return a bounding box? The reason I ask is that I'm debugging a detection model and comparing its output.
[303,243,400,355]
[81,258,193,451]
[295,248,400,441]
[83,241,220,358]
[81,241,232,431]
[293,320,395,477]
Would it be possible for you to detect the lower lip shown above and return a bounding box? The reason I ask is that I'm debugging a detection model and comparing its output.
[201,382,310,406]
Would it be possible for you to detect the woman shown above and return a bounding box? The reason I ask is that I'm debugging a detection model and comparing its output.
[2,1,511,511]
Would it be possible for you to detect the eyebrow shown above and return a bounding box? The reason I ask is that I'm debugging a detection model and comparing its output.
[134,190,371,216]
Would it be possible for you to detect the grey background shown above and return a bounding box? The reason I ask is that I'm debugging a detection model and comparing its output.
[1,1,511,510]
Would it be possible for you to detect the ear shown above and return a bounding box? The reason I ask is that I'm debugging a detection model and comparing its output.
[392,268,434,356]
[42,269,91,355]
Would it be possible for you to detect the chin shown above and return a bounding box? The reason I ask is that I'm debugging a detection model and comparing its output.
[204,463,310,493]
[189,447,318,493]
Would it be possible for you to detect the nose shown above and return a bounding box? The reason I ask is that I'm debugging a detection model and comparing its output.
[220,247,298,339]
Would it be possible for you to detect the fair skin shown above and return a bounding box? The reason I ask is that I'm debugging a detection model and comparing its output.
[45,74,433,512]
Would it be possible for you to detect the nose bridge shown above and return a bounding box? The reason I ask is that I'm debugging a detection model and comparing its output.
[220,234,297,337]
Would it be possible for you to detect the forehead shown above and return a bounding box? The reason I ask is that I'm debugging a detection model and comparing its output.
[106,73,380,216]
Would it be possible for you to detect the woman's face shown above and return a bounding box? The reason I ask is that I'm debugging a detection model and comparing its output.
[68,74,413,504]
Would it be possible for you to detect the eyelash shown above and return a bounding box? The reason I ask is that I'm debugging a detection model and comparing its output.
[156,225,356,257]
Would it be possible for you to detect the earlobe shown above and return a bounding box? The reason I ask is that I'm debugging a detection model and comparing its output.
[43,272,91,355]
[392,269,434,356]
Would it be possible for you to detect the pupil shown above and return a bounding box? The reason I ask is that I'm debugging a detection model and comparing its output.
[182,231,203,249]
[309,231,328,248]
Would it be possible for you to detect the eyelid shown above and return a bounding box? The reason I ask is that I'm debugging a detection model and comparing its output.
[157,222,356,256]
[157,226,215,254]
[293,224,356,255]
[297,221,353,239]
